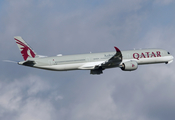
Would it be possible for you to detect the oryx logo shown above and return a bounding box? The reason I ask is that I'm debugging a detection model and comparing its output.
[15,38,35,61]
[132,64,135,67]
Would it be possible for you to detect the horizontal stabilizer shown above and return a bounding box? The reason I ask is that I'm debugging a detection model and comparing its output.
[3,60,18,63]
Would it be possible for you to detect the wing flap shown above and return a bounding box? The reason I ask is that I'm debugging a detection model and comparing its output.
[79,61,104,70]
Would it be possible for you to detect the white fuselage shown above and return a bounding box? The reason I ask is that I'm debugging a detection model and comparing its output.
[19,48,173,71]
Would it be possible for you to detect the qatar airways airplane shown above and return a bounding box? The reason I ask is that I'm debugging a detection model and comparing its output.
[14,36,173,74]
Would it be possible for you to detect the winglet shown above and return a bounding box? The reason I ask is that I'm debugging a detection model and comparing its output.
[114,46,121,53]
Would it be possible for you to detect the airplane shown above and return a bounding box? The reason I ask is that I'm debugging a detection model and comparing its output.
[14,36,173,75]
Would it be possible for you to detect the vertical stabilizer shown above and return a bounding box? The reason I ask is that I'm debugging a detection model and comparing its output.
[14,36,38,61]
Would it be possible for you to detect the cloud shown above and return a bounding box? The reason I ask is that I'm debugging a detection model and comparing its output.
[0,75,62,120]
[0,0,144,56]
[137,27,175,54]
[18,98,54,120]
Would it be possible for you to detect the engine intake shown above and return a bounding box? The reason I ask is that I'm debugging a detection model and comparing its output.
[120,61,138,71]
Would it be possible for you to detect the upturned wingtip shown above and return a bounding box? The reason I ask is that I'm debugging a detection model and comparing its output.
[114,46,121,52]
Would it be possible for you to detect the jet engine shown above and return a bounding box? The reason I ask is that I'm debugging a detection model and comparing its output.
[120,61,138,71]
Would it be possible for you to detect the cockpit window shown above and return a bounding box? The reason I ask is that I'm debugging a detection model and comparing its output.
[167,52,170,54]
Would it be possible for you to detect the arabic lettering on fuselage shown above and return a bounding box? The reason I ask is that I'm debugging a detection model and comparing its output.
[133,51,161,60]
[104,54,114,57]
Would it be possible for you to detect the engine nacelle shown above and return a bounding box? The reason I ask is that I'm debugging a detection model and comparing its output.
[120,61,138,71]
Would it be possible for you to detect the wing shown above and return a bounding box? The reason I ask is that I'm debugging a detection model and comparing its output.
[79,46,122,74]
[95,46,123,69]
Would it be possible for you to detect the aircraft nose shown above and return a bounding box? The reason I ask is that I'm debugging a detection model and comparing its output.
[170,55,174,60]
[166,55,174,64]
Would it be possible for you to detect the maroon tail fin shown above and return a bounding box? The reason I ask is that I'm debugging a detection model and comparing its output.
[14,36,37,61]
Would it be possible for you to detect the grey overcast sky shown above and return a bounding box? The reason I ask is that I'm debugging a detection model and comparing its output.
[1,0,175,120]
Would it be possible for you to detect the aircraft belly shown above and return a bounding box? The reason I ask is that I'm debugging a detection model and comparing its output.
[37,63,84,71]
